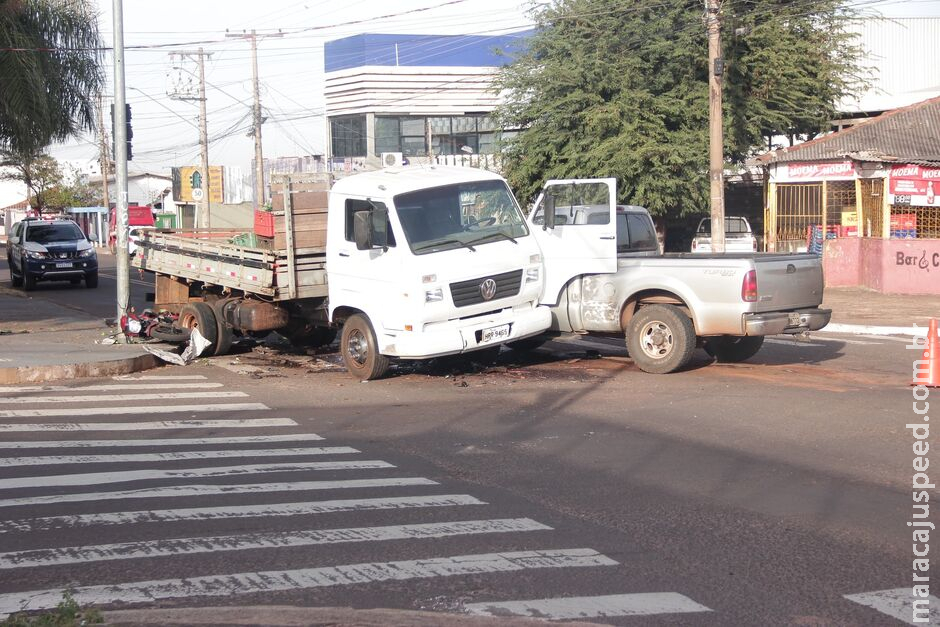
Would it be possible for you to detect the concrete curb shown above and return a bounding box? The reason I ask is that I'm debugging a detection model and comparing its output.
[101,605,593,627]
[0,353,161,384]
[819,323,931,337]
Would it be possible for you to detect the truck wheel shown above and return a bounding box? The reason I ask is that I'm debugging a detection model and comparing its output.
[625,304,695,374]
[704,336,764,363]
[341,314,390,380]
[178,302,219,354]
[210,301,235,356]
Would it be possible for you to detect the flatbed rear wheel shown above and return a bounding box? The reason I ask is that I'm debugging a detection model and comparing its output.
[625,304,695,374]
[340,314,389,380]
[178,302,219,355]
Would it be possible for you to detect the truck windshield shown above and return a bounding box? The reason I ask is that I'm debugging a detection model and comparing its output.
[394,180,528,255]
[25,223,84,244]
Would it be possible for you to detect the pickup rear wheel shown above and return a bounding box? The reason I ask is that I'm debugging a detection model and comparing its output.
[704,335,764,363]
[341,314,390,381]
[626,304,695,374]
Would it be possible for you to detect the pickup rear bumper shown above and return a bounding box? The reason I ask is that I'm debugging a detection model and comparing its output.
[744,307,832,336]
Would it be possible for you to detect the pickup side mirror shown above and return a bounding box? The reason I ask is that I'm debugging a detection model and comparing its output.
[7,236,18,245]
[353,210,373,250]
[88,234,99,243]
[543,194,556,230]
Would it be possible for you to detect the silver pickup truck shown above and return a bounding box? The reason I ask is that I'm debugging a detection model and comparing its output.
[522,178,831,374]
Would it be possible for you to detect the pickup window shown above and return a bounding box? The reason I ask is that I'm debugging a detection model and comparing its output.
[617,213,658,253]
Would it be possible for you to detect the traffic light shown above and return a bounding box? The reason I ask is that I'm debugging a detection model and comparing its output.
[110,103,133,161]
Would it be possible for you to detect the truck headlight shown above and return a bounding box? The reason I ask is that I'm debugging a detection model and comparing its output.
[425,287,444,303]
[25,250,47,259]
[525,267,540,283]
[79,248,96,258]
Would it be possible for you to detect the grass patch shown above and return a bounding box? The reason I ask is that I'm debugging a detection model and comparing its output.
[1,592,102,626]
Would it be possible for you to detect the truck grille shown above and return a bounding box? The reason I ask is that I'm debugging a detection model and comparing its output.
[449,269,523,307]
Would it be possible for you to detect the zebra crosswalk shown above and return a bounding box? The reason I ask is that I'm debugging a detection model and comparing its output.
[0,370,893,624]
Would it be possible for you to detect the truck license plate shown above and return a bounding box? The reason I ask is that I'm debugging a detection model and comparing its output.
[480,324,511,344]
[55,262,72,268]
[788,312,801,326]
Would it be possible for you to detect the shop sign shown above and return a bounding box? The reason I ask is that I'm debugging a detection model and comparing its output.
[889,164,940,207]
[786,161,856,180]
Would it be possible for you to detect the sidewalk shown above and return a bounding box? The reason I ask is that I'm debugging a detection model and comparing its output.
[0,286,158,384]
[821,287,940,335]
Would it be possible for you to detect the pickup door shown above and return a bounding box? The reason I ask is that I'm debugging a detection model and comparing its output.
[529,178,617,305]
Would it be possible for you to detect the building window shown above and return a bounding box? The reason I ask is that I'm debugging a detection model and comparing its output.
[331,115,367,158]
[373,115,508,157]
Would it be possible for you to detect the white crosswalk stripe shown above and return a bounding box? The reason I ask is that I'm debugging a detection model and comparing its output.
[0,494,487,534]
[0,391,247,404]
[844,588,940,625]
[0,459,394,490]
[112,375,208,380]
[0,518,551,569]
[0,382,223,393]
[3,446,359,466]
[0,476,439,508]
[0,402,268,418]
[0,418,297,431]
[0,549,617,617]
[0,433,325,449]
[465,592,713,619]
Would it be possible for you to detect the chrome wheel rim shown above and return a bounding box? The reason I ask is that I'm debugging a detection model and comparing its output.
[639,320,674,360]
[347,329,369,365]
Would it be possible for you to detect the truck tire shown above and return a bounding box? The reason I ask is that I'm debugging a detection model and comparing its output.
[704,335,764,363]
[178,302,219,354]
[340,314,390,381]
[211,301,235,356]
[625,304,695,374]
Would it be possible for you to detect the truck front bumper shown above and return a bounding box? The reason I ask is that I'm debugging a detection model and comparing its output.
[383,303,552,359]
[744,307,832,336]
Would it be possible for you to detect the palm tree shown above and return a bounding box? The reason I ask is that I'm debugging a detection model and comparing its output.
[0,0,103,154]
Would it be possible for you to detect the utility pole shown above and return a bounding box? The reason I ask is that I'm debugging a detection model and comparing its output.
[112,0,130,340]
[95,93,111,221]
[171,49,212,228]
[225,30,283,208]
[706,0,726,253]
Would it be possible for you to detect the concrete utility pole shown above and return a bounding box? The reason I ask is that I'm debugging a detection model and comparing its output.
[706,0,726,253]
[95,93,111,222]
[112,0,130,339]
[225,30,283,208]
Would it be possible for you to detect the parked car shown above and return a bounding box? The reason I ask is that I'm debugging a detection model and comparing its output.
[6,217,99,290]
[691,216,758,253]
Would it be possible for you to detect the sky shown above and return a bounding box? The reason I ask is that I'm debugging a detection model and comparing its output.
[48,0,940,178]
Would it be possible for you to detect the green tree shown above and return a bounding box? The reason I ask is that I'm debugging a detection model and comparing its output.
[494,0,864,217]
[0,146,63,214]
[0,0,103,154]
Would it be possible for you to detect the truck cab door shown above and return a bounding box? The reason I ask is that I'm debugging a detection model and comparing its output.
[528,178,617,305]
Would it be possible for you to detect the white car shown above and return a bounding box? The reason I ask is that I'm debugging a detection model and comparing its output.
[691,216,758,253]
[128,227,153,256]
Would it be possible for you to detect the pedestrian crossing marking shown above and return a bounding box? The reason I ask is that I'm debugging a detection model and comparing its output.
[0,383,223,393]
[465,592,713,619]
[844,588,940,625]
[0,548,617,617]
[0,391,247,404]
[0,476,439,508]
[0,460,394,490]
[0,433,325,449]
[0,418,296,432]
[0,402,269,418]
[112,375,208,380]
[4,446,359,466]
[0,518,552,569]
[0,494,486,534]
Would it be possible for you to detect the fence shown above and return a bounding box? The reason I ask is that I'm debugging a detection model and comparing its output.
[766,176,938,251]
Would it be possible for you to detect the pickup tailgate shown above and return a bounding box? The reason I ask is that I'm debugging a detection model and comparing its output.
[753,254,824,311]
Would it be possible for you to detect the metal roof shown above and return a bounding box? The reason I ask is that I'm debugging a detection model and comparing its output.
[756,95,940,165]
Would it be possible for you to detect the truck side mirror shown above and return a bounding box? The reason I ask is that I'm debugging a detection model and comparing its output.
[543,194,556,230]
[353,210,373,250]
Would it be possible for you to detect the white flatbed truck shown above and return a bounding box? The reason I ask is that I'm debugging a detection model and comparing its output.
[135,166,551,379]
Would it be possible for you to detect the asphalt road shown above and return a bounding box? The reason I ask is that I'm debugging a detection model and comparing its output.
[0,251,934,624]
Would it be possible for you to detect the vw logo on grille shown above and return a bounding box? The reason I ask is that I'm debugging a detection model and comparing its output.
[480,278,497,301]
